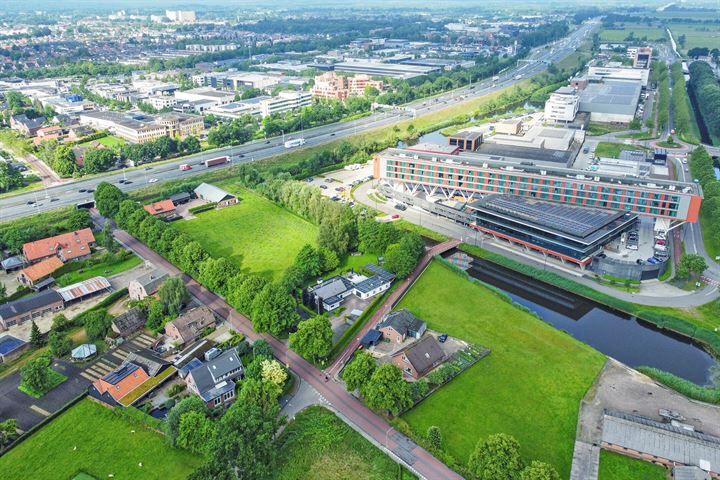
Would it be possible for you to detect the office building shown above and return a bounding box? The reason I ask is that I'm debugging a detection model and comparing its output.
[174,88,236,106]
[334,61,440,79]
[311,72,384,101]
[587,66,650,87]
[79,111,203,144]
[166,10,196,22]
[373,147,702,223]
[260,91,312,117]
[544,86,580,123]
[578,79,642,124]
[147,95,177,110]
[633,47,652,69]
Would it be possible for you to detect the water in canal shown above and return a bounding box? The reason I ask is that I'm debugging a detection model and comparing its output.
[449,253,718,385]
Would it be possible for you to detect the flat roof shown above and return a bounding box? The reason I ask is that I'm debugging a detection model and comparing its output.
[579,80,642,115]
[476,143,573,166]
[0,335,26,355]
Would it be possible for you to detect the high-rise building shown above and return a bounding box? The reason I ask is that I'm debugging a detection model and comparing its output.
[633,47,652,69]
[166,10,196,22]
[544,86,579,123]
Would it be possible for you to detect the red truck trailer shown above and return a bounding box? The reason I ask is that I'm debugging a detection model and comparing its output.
[204,156,229,168]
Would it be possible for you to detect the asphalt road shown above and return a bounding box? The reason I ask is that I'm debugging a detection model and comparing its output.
[0,21,597,223]
[101,213,463,480]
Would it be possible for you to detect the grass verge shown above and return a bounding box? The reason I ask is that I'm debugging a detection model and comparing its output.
[598,450,668,480]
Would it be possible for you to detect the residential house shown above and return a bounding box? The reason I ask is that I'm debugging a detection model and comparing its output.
[164,306,215,346]
[17,256,64,287]
[93,362,150,403]
[193,183,238,208]
[10,114,46,136]
[378,309,427,343]
[305,264,395,312]
[185,348,243,408]
[22,228,96,264]
[128,269,168,300]
[349,264,395,300]
[0,289,64,330]
[111,307,147,337]
[143,199,176,218]
[306,276,354,312]
[391,335,445,379]
[124,349,169,377]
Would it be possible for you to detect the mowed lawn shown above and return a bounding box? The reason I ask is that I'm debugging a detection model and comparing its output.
[175,185,318,280]
[274,406,413,480]
[0,399,201,480]
[598,451,669,480]
[599,25,667,42]
[398,261,606,477]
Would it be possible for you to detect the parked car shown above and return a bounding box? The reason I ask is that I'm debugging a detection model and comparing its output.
[438,333,449,343]
[391,214,400,219]
[626,243,638,250]
[148,178,158,183]
[319,184,328,189]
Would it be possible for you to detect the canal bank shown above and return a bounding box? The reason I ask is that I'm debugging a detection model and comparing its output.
[441,249,718,386]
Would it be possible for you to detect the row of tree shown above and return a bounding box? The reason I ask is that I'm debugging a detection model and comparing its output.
[688,61,720,141]
[652,61,670,131]
[670,63,699,144]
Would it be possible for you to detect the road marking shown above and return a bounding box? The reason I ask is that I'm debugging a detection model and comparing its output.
[29,405,51,417]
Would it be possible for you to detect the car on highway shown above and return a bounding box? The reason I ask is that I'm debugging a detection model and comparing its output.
[50,198,59,202]
[26,200,35,205]
[148,178,158,183]
[145,167,153,170]
[330,133,336,136]
[79,188,87,193]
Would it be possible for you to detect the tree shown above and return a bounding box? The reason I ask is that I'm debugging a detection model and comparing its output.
[100,222,116,251]
[198,257,239,294]
[84,310,112,340]
[0,282,5,303]
[165,396,210,447]
[20,356,50,394]
[468,433,524,480]
[177,411,216,455]
[65,208,93,231]
[294,244,322,280]
[51,314,71,332]
[318,246,340,272]
[251,283,299,335]
[289,315,333,362]
[30,321,43,347]
[82,148,115,174]
[342,351,376,391]
[361,363,412,416]
[260,358,288,394]
[145,299,167,332]
[0,161,23,193]
[0,419,19,447]
[252,339,274,358]
[48,330,72,357]
[427,426,442,450]
[52,145,78,177]
[676,253,708,279]
[94,182,127,218]
[245,354,272,382]
[226,274,267,314]
[158,276,189,317]
[520,461,561,480]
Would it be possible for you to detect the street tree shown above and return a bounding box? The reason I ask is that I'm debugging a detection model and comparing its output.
[342,351,376,392]
[361,363,412,416]
[94,182,127,218]
[676,253,708,280]
[468,433,524,480]
[289,315,333,362]
[251,283,299,335]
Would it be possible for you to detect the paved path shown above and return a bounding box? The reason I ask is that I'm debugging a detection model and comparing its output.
[103,217,463,480]
[326,239,460,378]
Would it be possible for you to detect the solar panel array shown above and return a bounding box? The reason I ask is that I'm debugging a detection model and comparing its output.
[482,195,618,238]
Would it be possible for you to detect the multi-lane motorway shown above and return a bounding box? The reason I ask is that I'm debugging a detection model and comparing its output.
[0,20,596,222]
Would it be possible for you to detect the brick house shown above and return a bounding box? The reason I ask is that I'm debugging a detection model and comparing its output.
[0,289,64,330]
[22,228,96,264]
[93,362,149,402]
[377,309,427,344]
[391,335,445,379]
[185,348,243,408]
[164,306,215,346]
[17,256,64,287]
[143,199,176,218]
[128,269,168,300]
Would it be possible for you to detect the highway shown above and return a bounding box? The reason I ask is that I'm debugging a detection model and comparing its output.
[0,20,597,223]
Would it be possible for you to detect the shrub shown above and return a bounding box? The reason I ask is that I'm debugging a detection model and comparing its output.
[637,367,720,404]
[188,202,217,214]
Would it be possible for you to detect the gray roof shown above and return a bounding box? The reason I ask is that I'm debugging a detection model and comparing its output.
[12,114,45,129]
[578,79,642,116]
[0,289,63,320]
[167,305,215,344]
[1,255,24,270]
[124,349,169,377]
[674,466,711,480]
[378,309,426,336]
[71,343,97,359]
[602,410,720,473]
[309,276,353,302]
[112,307,146,336]
[188,348,243,401]
[393,335,445,376]
[193,183,236,203]
[134,269,168,295]
[354,264,395,294]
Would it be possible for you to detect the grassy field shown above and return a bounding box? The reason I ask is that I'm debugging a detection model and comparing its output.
[398,261,606,477]
[0,399,202,480]
[585,123,629,137]
[274,406,413,480]
[668,23,720,54]
[599,24,667,43]
[56,255,142,286]
[594,142,646,159]
[598,451,668,480]
[175,184,318,280]
[79,136,125,149]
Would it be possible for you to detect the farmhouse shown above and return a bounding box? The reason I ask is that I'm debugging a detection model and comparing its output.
[143,199,176,217]
[193,183,239,208]
[128,269,168,300]
[22,228,96,264]
[391,335,445,379]
[17,256,64,287]
[164,306,216,346]
[0,289,64,330]
[185,348,243,408]
[378,309,427,343]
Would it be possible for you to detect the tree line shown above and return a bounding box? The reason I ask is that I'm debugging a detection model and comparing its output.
[670,63,699,144]
[688,61,720,142]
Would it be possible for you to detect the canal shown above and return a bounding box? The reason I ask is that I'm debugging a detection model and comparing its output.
[445,251,718,385]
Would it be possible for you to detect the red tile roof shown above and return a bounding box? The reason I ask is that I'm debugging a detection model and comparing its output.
[143,200,176,216]
[20,256,64,283]
[23,228,95,263]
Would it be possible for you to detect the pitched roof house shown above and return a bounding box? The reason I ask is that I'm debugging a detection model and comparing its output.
[143,199,176,217]
[193,183,238,208]
[111,307,147,337]
[22,228,96,264]
[128,269,168,300]
[164,306,215,345]
[391,335,445,379]
[378,309,427,343]
[17,256,64,287]
[124,349,169,377]
[185,348,243,408]
[0,289,64,330]
[93,362,149,402]
[306,276,354,312]
[10,114,46,136]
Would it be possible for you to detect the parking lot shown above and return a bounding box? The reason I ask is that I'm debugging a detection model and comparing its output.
[305,163,373,203]
[602,216,667,265]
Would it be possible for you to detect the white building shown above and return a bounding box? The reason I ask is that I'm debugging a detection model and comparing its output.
[174,88,236,106]
[147,95,177,110]
[166,10,196,22]
[587,66,650,87]
[260,91,312,118]
[544,86,580,123]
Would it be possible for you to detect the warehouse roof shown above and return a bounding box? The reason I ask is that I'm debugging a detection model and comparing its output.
[0,289,63,320]
[56,276,111,302]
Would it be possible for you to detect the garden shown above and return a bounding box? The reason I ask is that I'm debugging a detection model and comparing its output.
[0,399,202,479]
[396,260,606,478]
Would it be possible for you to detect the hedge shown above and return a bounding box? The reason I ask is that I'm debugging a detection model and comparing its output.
[637,367,720,404]
[188,202,217,214]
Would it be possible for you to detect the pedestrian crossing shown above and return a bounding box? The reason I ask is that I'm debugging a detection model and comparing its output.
[79,334,158,382]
